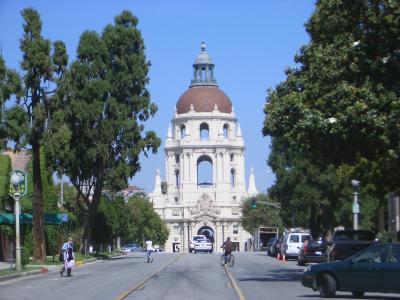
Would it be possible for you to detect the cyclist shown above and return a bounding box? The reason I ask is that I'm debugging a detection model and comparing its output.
[222,236,233,265]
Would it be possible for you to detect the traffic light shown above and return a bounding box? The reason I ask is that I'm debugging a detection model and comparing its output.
[251,198,257,209]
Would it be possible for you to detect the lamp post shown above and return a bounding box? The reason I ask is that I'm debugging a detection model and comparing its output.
[10,172,22,272]
[351,179,360,230]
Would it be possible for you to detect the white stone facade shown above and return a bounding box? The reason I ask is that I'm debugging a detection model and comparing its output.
[149,43,255,253]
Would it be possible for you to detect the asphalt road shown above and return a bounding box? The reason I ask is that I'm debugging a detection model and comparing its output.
[0,252,399,300]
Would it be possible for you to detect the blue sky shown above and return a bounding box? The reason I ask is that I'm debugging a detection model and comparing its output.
[0,1,316,193]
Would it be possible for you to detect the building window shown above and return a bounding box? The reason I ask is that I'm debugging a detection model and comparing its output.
[233,225,239,234]
[230,153,234,162]
[173,225,180,235]
[223,124,229,138]
[172,208,180,216]
[175,154,180,163]
[233,196,237,202]
[230,168,236,187]
[180,124,186,139]
[200,122,209,139]
[197,155,213,187]
[175,170,180,187]
[174,197,179,203]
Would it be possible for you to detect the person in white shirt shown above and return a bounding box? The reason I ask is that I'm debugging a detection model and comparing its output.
[145,240,154,263]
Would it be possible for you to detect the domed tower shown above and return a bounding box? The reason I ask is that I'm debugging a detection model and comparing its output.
[150,43,251,253]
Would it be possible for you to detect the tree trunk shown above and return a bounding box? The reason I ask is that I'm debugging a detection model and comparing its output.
[81,178,103,254]
[32,138,46,262]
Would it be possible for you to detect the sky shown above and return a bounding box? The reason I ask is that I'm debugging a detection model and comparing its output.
[0,0,316,193]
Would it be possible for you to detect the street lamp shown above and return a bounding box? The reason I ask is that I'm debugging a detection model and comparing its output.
[10,172,22,272]
[351,179,360,230]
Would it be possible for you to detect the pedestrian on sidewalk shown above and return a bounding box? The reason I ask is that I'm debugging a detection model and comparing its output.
[145,239,154,263]
[60,237,75,277]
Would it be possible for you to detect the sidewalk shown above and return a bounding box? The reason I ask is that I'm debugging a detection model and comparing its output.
[0,257,98,283]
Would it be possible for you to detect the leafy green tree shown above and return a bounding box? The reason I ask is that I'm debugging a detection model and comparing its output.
[45,11,160,252]
[241,194,283,235]
[0,55,25,150]
[263,0,399,232]
[18,8,68,262]
[123,196,169,246]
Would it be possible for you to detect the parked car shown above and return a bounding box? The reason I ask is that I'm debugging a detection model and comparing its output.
[194,239,213,253]
[281,230,312,258]
[302,243,400,298]
[266,237,279,256]
[298,239,328,266]
[327,229,376,261]
[189,235,206,253]
[121,244,143,254]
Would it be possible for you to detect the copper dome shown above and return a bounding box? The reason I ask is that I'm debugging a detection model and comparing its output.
[176,86,232,114]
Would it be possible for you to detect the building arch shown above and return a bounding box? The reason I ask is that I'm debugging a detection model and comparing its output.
[197,226,215,243]
[200,122,209,139]
[223,123,229,138]
[197,155,213,187]
[180,124,186,139]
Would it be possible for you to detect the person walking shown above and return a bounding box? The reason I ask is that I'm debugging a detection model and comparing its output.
[60,237,75,277]
[145,239,154,263]
[222,237,233,265]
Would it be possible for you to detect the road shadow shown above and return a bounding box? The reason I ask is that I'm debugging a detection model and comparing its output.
[238,268,302,282]
[298,294,400,299]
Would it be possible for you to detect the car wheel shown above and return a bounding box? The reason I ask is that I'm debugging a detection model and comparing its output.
[352,291,365,298]
[318,274,337,298]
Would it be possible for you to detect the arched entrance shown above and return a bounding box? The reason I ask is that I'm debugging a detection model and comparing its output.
[197,226,215,243]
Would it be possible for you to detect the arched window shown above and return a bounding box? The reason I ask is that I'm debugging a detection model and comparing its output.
[175,169,180,187]
[200,123,209,139]
[197,155,213,187]
[223,124,229,138]
[230,168,236,187]
[180,125,186,139]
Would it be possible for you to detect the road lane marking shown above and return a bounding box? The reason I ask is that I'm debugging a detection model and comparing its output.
[116,253,184,300]
[224,266,246,300]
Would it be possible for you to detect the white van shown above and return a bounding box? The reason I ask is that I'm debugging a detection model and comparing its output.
[282,232,312,258]
[189,235,206,253]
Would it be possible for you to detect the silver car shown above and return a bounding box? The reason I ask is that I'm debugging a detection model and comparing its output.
[194,239,213,253]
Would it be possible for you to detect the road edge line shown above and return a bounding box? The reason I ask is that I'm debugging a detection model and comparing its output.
[224,265,246,300]
[116,253,184,300]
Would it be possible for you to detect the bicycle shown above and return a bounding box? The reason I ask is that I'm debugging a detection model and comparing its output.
[220,253,235,267]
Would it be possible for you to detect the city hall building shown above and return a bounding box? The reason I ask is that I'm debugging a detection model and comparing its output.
[150,43,258,253]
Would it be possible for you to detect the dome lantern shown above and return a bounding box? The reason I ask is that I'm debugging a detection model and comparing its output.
[191,42,217,87]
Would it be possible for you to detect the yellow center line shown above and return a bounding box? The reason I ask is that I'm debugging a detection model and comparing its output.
[116,253,184,300]
[224,265,246,300]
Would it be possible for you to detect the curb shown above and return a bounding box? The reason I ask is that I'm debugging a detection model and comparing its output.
[0,257,99,283]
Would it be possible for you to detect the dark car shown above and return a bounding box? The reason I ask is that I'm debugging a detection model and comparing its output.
[266,237,279,256]
[302,243,400,298]
[298,239,328,266]
[327,229,375,261]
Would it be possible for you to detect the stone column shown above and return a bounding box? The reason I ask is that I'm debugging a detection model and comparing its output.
[183,222,188,252]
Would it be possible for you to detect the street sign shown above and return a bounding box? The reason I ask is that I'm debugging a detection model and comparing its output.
[9,170,27,196]
[0,213,69,225]
[352,203,360,214]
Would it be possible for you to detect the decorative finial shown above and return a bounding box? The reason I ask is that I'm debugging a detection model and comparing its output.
[201,41,206,52]
[190,104,195,112]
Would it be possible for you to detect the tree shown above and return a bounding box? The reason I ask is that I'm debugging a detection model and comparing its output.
[264,0,400,194]
[46,10,161,252]
[263,0,399,233]
[18,8,68,262]
[241,194,283,235]
[124,197,169,246]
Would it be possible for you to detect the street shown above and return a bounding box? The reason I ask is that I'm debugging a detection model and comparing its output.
[0,252,399,300]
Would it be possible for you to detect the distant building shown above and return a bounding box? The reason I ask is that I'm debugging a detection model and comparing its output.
[150,43,257,253]
[119,185,146,201]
